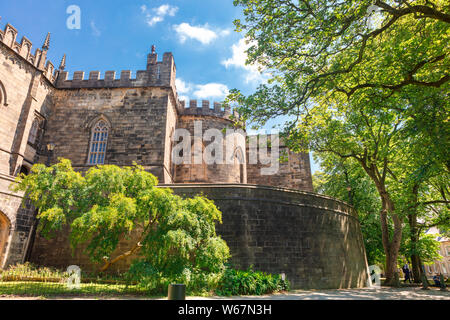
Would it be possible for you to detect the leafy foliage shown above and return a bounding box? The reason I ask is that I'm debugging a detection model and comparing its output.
[230,0,449,121]
[215,266,289,296]
[312,156,386,266]
[400,231,443,264]
[12,159,230,282]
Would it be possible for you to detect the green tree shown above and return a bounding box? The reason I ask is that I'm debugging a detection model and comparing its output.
[12,159,230,279]
[312,156,385,267]
[228,0,449,285]
[232,0,448,109]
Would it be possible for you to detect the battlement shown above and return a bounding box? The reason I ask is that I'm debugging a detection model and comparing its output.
[55,52,176,89]
[177,100,239,121]
[0,22,58,83]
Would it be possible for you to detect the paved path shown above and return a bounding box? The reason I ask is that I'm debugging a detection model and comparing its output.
[189,287,450,300]
[1,287,449,300]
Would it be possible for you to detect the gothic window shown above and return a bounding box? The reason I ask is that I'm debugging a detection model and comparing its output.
[88,120,109,165]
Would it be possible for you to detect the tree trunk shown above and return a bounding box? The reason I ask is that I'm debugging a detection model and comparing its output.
[408,186,422,283]
[357,157,403,286]
[379,197,403,286]
[99,241,142,272]
[408,213,423,283]
[411,254,423,283]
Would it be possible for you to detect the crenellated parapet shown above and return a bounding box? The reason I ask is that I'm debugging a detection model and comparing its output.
[0,22,58,83]
[177,99,240,121]
[55,51,176,90]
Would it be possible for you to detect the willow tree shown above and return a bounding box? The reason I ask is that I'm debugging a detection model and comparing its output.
[228,0,449,284]
[12,159,230,279]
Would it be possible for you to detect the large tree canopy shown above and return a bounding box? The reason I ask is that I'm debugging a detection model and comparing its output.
[231,0,449,119]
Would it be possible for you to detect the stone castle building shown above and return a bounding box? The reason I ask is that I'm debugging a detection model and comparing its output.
[0,22,369,289]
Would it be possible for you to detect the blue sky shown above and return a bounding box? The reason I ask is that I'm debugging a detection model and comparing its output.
[0,0,319,173]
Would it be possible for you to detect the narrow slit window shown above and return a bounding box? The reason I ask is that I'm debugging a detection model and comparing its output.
[28,119,40,145]
[156,65,161,80]
[88,120,109,165]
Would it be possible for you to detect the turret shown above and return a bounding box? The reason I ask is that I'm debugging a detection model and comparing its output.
[0,22,58,83]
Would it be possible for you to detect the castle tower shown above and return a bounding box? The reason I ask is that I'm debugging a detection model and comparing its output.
[173,100,246,184]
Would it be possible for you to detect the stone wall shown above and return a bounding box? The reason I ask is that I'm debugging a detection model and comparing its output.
[30,184,369,289]
[0,174,36,268]
[0,35,54,267]
[39,87,174,183]
[55,52,176,93]
[247,144,314,192]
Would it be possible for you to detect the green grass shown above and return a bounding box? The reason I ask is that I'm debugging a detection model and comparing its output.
[0,281,154,297]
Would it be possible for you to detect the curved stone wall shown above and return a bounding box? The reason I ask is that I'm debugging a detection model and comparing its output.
[166,184,369,289]
[30,184,369,289]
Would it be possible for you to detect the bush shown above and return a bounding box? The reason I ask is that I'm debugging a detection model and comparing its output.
[0,262,67,281]
[125,262,289,297]
[215,266,290,296]
[124,260,223,296]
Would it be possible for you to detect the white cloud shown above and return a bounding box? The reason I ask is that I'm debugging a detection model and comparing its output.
[175,78,191,94]
[155,4,178,16]
[176,78,229,101]
[193,83,229,99]
[173,23,231,45]
[173,23,217,44]
[222,38,268,84]
[141,4,178,27]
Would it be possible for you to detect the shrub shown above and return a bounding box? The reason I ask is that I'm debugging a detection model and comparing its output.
[215,266,290,296]
[124,260,223,296]
[0,262,67,281]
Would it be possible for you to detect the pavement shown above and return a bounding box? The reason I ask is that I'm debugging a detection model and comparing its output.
[187,287,450,300]
[1,286,449,300]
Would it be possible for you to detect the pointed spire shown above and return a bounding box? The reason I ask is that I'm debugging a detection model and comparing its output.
[42,32,50,51]
[151,44,156,54]
[59,54,66,71]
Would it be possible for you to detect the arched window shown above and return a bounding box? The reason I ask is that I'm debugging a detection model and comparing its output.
[88,120,109,165]
[0,211,11,268]
[0,80,7,106]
